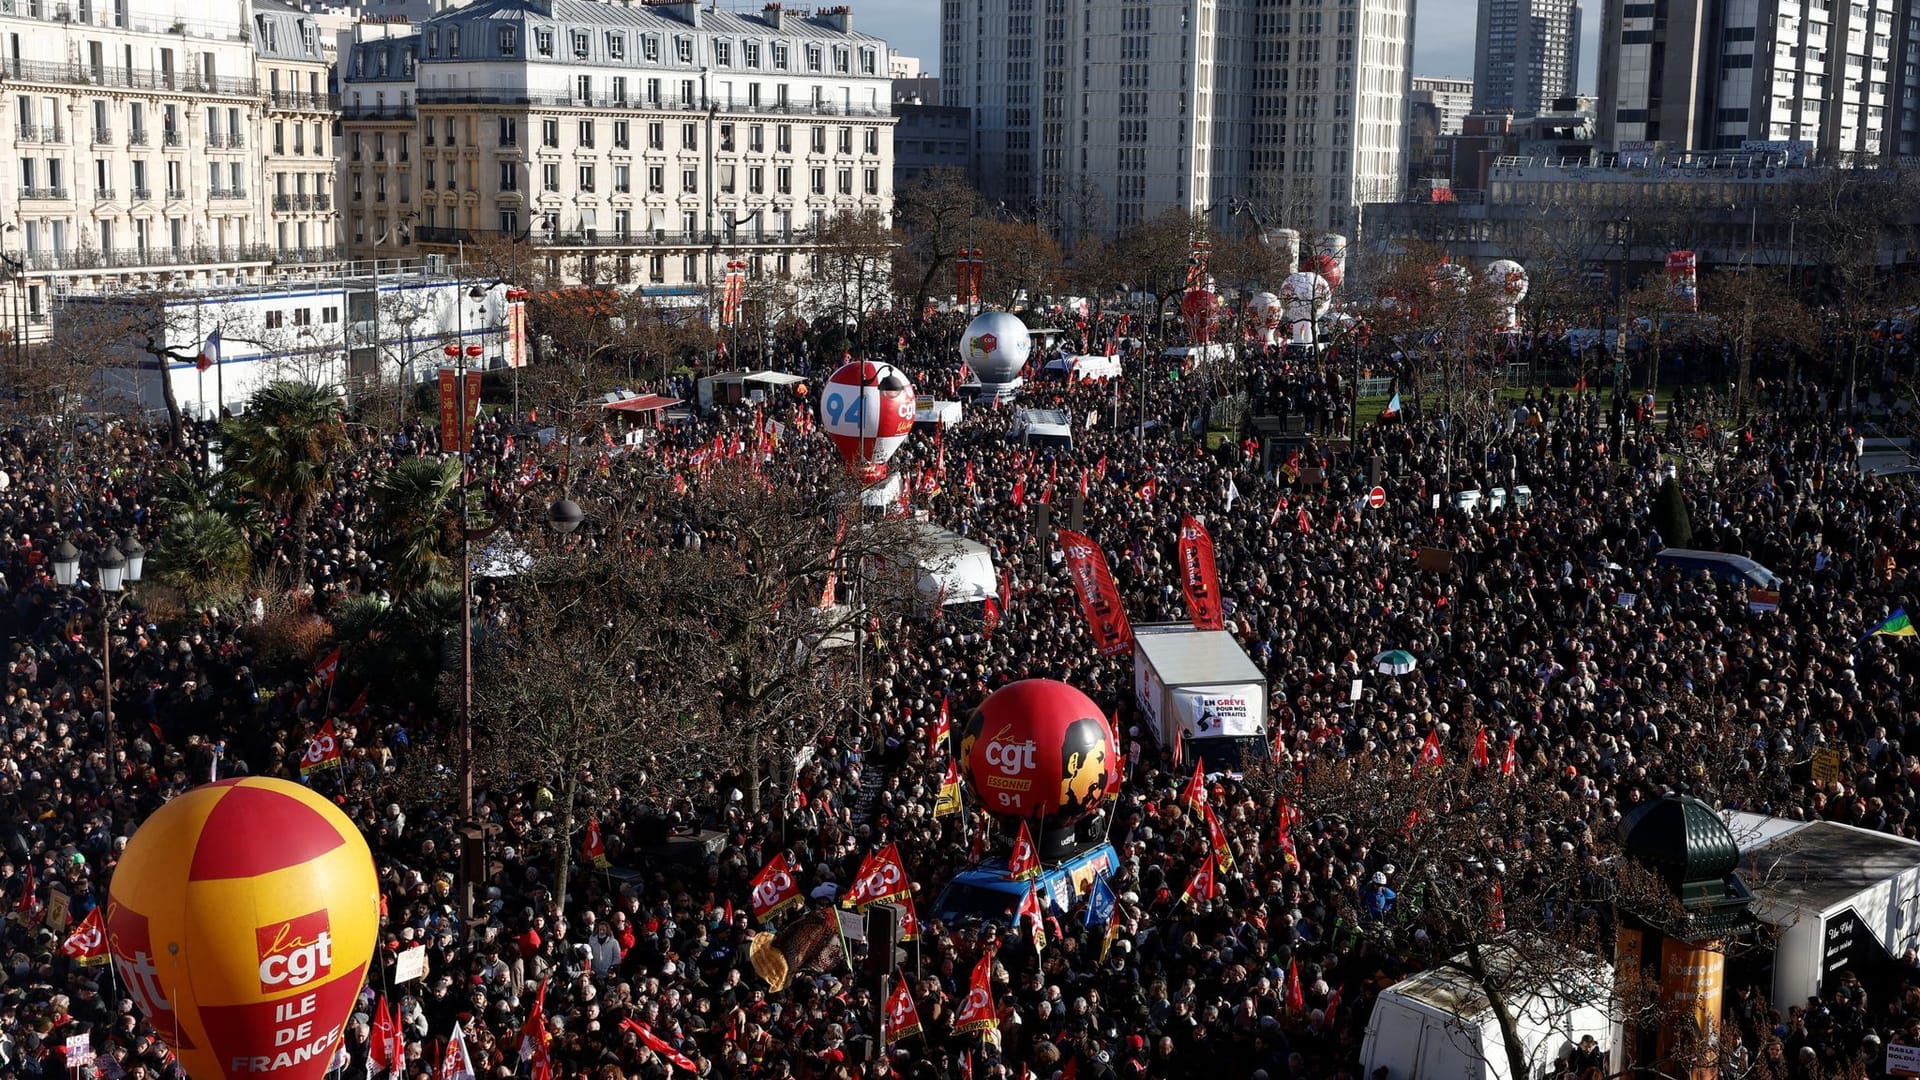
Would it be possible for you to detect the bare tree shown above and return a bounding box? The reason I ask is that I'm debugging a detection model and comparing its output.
[809,209,896,334]
[894,169,983,321]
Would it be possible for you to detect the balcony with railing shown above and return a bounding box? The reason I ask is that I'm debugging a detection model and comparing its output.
[268,90,341,112]
[314,194,331,211]
[206,131,226,148]
[93,188,114,202]
[14,123,36,142]
[165,187,186,200]
[91,126,112,145]
[131,186,151,201]
[340,103,415,121]
[128,128,147,146]
[412,87,888,118]
[20,243,278,272]
[414,225,816,248]
[20,186,69,200]
[162,129,182,147]
[0,58,259,96]
[209,187,247,200]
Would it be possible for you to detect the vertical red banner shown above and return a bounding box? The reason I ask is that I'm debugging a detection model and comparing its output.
[1177,515,1225,630]
[437,368,459,449]
[1056,528,1134,657]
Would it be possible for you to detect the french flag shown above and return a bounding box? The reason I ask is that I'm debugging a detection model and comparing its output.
[196,329,222,373]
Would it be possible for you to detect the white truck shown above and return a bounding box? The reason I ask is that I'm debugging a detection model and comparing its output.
[1361,945,1614,1080]
[1132,624,1269,773]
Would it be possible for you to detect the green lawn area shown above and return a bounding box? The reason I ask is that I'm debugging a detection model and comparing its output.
[1354,382,1685,427]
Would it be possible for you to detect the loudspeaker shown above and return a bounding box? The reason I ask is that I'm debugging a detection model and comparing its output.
[866,903,900,979]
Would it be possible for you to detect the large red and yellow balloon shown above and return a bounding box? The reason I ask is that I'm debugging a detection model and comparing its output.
[107,777,378,1080]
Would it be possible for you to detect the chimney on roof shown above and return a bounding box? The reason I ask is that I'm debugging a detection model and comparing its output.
[818,4,851,32]
[762,2,783,31]
[649,0,699,26]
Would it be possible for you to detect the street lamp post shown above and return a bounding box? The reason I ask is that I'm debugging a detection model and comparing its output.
[443,339,484,824]
[54,536,142,796]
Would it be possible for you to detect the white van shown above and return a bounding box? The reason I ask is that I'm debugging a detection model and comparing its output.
[1011,408,1073,449]
[1160,343,1236,367]
[1041,354,1124,383]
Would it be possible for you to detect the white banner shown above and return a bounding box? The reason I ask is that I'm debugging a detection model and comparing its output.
[1170,684,1265,739]
[393,944,429,983]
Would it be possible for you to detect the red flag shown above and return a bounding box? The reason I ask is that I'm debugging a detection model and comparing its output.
[1008,821,1041,882]
[1179,853,1220,905]
[935,758,963,818]
[371,996,401,1075]
[519,979,553,1080]
[842,842,911,910]
[1417,729,1444,769]
[1177,516,1226,631]
[1325,986,1342,1025]
[954,954,998,1035]
[1297,507,1313,534]
[930,697,952,755]
[621,1019,698,1073]
[1489,880,1507,932]
[883,971,924,1044]
[1501,732,1518,778]
[15,862,38,923]
[1017,882,1048,953]
[1180,758,1207,815]
[440,1022,477,1080]
[1284,958,1306,1014]
[299,719,343,776]
[1078,469,1089,500]
[311,645,342,687]
[964,459,976,488]
[1010,477,1026,507]
[1056,528,1135,657]
[1048,458,1058,488]
[61,907,110,966]
[1469,728,1490,769]
[1136,475,1158,502]
[981,595,1002,635]
[581,818,610,869]
[898,892,922,941]
[1104,711,1125,802]
[749,853,803,924]
[1202,802,1235,873]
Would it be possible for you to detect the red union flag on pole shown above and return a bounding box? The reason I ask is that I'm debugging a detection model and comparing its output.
[299,719,343,777]
[1017,882,1048,954]
[1008,821,1041,882]
[953,954,998,1035]
[930,696,951,755]
[1202,802,1236,874]
[62,907,110,966]
[1179,852,1220,906]
[1418,729,1444,770]
[934,758,964,818]
[883,970,923,1045]
[1501,731,1519,778]
[842,842,911,910]
[1177,515,1225,630]
[581,818,610,870]
[1056,529,1134,657]
[439,1022,477,1080]
[621,1019,698,1073]
[749,853,803,924]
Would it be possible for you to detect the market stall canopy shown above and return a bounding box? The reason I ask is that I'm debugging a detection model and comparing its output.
[603,393,682,414]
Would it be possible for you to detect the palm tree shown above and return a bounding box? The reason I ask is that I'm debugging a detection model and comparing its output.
[220,381,347,587]
[370,457,474,594]
[154,509,250,605]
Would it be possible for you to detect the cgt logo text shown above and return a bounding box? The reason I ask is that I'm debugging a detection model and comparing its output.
[983,728,1038,776]
[256,911,334,993]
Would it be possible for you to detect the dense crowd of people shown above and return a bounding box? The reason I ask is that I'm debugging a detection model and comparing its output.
[0,307,1917,1080]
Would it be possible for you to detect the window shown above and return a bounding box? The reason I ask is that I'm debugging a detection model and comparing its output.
[426,29,438,57]
[836,167,852,194]
[838,127,852,154]
[750,125,764,151]
[777,125,792,152]
[542,119,559,147]
[498,117,518,146]
[447,30,460,58]
[833,47,849,73]
[266,311,285,329]
[720,123,735,151]
[572,31,589,58]
[536,29,553,56]
[648,122,664,150]
[643,35,659,61]
[860,49,876,75]
[749,166,764,193]
[772,42,788,69]
[806,45,822,71]
[863,168,878,195]
[614,120,629,148]
[578,164,595,192]
[682,122,698,150]
[811,127,826,153]
[576,75,591,101]
[648,166,663,193]
[606,32,624,59]
[744,41,760,67]
[681,167,698,192]
[776,166,791,193]
[715,40,732,66]
[612,77,627,104]
[499,209,520,233]
[543,163,559,191]
[498,27,516,55]
[613,165,630,192]
[579,120,594,147]
[810,167,825,194]
[720,165,735,193]
[863,129,879,154]
[498,162,518,191]
[676,37,692,62]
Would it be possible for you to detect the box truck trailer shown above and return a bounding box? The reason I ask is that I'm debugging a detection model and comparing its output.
[1132,624,1269,773]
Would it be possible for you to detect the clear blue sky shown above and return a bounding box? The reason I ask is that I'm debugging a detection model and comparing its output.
[853,0,1600,95]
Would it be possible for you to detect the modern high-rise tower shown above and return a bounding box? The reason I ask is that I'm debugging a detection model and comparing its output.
[1473,0,1582,118]
[940,0,1413,239]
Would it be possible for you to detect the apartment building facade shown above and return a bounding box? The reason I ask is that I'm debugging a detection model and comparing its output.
[338,24,420,259]
[255,0,341,262]
[942,0,1412,239]
[1597,0,1920,159]
[0,0,271,340]
[404,0,896,293]
[1473,0,1580,118]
